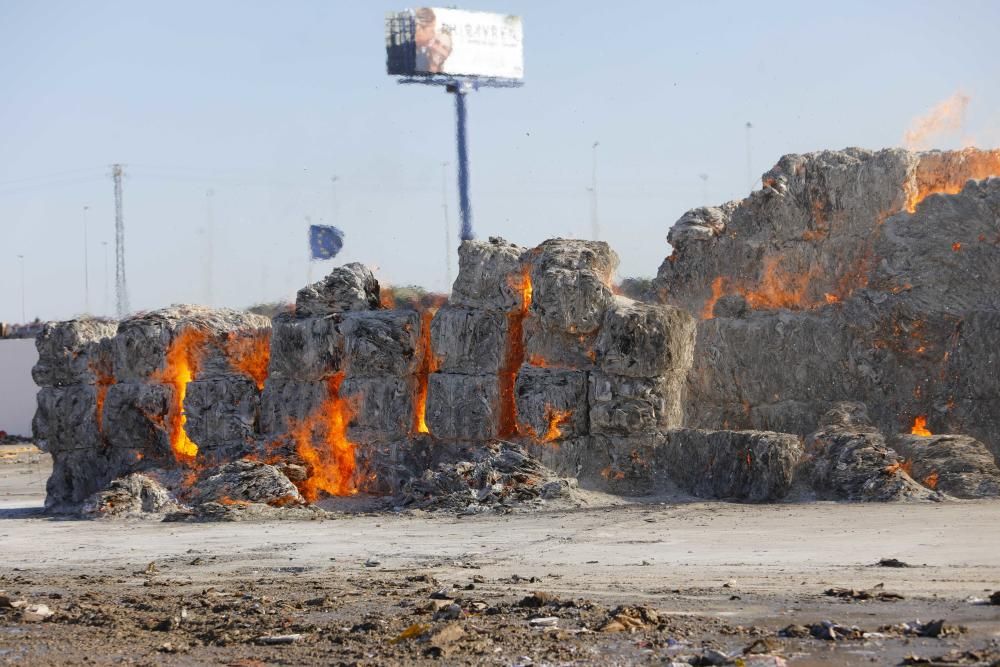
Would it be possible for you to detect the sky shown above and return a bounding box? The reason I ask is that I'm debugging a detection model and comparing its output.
[2,0,999,323]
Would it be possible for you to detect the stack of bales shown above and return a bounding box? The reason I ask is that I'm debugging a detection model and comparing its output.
[32,319,117,512]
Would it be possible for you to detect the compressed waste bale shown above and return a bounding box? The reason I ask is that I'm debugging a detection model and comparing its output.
[449,237,527,311]
[426,373,500,441]
[101,382,174,456]
[266,312,343,381]
[595,298,695,378]
[32,319,117,387]
[82,473,179,518]
[803,403,937,501]
[890,434,1000,498]
[513,366,588,441]
[522,318,597,370]
[45,449,120,513]
[340,310,420,378]
[430,305,506,374]
[112,305,270,382]
[295,262,381,317]
[659,428,803,502]
[258,379,331,435]
[589,371,685,435]
[183,377,260,454]
[188,460,303,506]
[529,238,618,283]
[529,266,614,334]
[588,434,662,496]
[33,385,101,454]
[340,376,414,443]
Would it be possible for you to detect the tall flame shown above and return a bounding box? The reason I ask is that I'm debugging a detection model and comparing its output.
[903,92,970,151]
[289,372,357,501]
[911,415,932,436]
[413,306,441,435]
[226,331,271,391]
[701,276,725,320]
[152,328,208,465]
[905,148,1000,213]
[541,407,572,443]
[499,266,532,437]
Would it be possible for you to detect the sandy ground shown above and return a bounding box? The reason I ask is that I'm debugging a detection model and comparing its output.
[2,444,999,666]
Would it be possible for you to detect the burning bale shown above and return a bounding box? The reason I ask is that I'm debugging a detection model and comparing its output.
[890,434,1000,498]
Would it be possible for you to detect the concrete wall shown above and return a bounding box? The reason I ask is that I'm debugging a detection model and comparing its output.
[0,338,38,436]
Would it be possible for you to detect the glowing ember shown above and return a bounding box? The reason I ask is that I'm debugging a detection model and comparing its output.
[289,372,357,501]
[701,276,725,320]
[541,407,572,443]
[911,416,932,436]
[905,148,1000,213]
[499,266,532,437]
[152,328,209,465]
[923,471,939,490]
[91,364,115,438]
[952,242,962,252]
[528,354,550,368]
[742,256,815,310]
[823,293,840,304]
[226,331,271,391]
[413,306,441,435]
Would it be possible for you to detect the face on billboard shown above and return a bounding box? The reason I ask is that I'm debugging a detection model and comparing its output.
[387,7,524,80]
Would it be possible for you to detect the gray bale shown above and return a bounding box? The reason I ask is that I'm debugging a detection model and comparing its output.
[588,433,663,496]
[513,366,588,442]
[82,473,179,518]
[183,376,260,454]
[529,266,614,334]
[340,309,420,378]
[529,238,619,283]
[266,312,343,381]
[112,305,270,382]
[44,449,120,513]
[259,378,331,436]
[102,382,174,457]
[890,434,1000,499]
[589,371,685,436]
[295,262,381,317]
[450,237,527,311]
[32,319,117,387]
[430,305,506,374]
[426,373,500,441]
[341,376,414,443]
[522,317,597,370]
[33,385,101,454]
[595,298,696,378]
[189,459,303,506]
[658,428,803,502]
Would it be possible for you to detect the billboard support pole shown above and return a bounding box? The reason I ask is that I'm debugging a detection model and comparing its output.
[452,84,474,241]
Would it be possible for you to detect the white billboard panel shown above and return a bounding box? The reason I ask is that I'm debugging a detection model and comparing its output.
[386,7,524,80]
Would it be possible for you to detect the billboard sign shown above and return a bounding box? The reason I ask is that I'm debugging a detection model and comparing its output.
[386,8,524,80]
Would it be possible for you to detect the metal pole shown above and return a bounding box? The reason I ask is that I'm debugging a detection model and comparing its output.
[17,254,25,323]
[83,205,90,313]
[441,161,452,290]
[590,141,600,240]
[453,86,474,241]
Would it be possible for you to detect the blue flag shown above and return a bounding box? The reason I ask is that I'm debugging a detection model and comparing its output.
[309,224,344,260]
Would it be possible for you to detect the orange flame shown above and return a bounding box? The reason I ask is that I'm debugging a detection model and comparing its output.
[288,372,357,501]
[905,148,1000,212]
[528,354,551,368]
[701,276,725,320]
[923,471,939,490]
[742,257,816,310]
[413,307,441,435]
[903,92,970,151]
[499,266,532,437]
[226,331,271,391]
[911,416,932,436]
[91,364,115,438]
[152,328,208,465]
[541,407,572,443]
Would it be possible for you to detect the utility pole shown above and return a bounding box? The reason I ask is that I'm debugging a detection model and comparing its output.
[441,161,452,291]
[745,122,754,191]
[112,164,130,318]
[17,254,25,323]
[101,241,110,315]
[590,141,600,240]
[82,205,91,314]
[450,82,474,241]
[204,189,214,306]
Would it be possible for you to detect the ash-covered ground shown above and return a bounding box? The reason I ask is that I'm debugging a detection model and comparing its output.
[3,446,999,666]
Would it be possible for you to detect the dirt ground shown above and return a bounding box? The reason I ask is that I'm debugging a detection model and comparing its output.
[2,443,999,666]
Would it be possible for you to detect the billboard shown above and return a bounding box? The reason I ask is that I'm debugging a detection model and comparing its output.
[386,8,524,80]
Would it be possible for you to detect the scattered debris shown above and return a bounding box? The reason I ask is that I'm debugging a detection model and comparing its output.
[824,583,904,601]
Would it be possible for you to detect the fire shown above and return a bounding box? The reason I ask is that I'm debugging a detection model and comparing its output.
[91,363,115,438]
[905,148,1000,213]
[499,266,532,437]
[823,293,840,304]
[152,328,208,465]
[701,276,725,320]
[903,91,970,151]
[742,257,815,310]
[413,306,441,435]
[911,415,932,436]
[226,331,271,390]
[952,242,962,252]
[541,407,572,443]
[923,471,939,490]
[600,466,626,481]
[288,372,357,501]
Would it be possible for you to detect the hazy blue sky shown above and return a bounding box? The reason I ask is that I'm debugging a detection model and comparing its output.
[2,0,998,322]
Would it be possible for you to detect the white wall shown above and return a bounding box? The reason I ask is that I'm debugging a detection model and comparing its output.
[0,339,38,437]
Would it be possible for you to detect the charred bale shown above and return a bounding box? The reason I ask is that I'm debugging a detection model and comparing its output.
[258,379,330,435]
[426,374,500,441]
[513,366,588,442]
[595,298,695,378]
[32,319,117,387]
[589,371,685,435]
[659,428,803,502]
[522,317,597,370]
[295,263,380,317]
[430,306,506,375]
[33,385,101,454]
[101,382,174,458]
[183,376,260,459]
[449,237,527,311]
[267,312,343,381]
[340,376,414,443]
[340,310,420,378]
[891,434,1000,498]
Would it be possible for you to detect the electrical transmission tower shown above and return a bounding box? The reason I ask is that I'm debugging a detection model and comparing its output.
[112,164,130,318]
